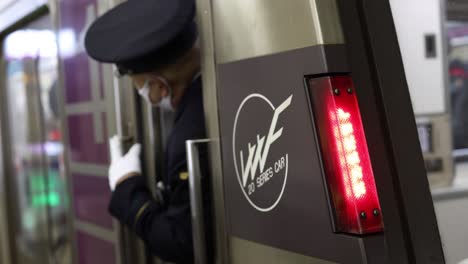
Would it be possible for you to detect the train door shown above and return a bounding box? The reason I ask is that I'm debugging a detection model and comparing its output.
[194,0,445,263]
[55,0,175,263]
[0,8,71,264]
[51,0,153,263]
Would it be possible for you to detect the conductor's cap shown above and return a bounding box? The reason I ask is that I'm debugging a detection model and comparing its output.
[84,0,197,76]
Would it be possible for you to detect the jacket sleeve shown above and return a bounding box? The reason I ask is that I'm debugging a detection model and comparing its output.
[108,176,193,263]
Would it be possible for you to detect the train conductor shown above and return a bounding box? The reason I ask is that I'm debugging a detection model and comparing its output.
[84,0,209,263]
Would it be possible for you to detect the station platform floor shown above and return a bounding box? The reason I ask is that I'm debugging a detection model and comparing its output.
[432,161,468,264]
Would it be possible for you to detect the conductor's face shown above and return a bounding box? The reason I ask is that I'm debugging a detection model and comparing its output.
[130,73,170,105]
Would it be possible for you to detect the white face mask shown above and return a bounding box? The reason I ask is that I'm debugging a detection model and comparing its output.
[137,77,175,112]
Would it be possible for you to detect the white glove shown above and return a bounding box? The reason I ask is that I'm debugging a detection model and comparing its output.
[108,135,142,191]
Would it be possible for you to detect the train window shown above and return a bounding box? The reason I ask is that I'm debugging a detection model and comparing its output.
[1,15,71,264]
[447,21,468,181]
[391,1,468,262]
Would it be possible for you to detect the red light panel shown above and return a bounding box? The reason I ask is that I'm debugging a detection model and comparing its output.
[308,75,384,235]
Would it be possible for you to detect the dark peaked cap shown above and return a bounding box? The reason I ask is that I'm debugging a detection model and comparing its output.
[85,0,197,75]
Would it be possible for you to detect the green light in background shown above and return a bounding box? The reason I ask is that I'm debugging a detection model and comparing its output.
[29,169,63,208]
[48,192,60,206]
[29,170,60,192]
[31,192,61,207]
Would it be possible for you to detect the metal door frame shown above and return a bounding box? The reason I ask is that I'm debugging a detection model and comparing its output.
[335,0,445,263]
[0,43,13,264]
[194,1,229,263]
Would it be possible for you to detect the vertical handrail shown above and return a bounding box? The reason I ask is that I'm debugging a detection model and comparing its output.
[112,67,125,138]
[111,66,151,264]
[186,139,211,264]
[112,66,133,264]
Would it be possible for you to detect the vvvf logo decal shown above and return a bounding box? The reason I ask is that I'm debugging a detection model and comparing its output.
[233,94,293,212]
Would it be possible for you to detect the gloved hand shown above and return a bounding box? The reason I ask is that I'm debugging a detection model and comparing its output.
[108,135,142,191]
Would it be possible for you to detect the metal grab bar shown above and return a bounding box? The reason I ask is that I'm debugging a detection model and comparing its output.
[186,139,211,264]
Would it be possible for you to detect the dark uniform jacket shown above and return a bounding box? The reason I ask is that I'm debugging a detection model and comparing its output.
[108,76,207,263]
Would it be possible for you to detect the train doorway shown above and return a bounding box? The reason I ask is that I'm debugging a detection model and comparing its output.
[0,12,71,264]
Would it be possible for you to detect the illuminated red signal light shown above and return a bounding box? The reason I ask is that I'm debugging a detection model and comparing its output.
[307,75,384,235]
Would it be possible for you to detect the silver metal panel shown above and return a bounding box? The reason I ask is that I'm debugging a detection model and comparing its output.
[309,0,345,45]
[195,0,230,263]
[212,0,344,63]
[196,0,345,263]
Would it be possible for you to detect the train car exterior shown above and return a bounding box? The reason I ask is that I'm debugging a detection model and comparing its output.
[2,0,467,264]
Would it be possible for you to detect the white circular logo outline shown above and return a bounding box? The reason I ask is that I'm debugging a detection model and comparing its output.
[232,93,289,212]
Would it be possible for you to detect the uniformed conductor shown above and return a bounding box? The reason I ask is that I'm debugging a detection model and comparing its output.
[84,0,208,263]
